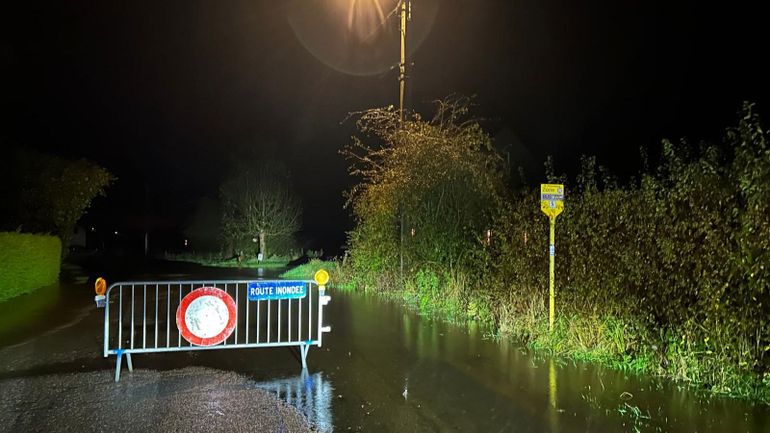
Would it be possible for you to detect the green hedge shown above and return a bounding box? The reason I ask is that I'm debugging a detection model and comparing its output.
[0,232,61,301]
[343,102,770,402]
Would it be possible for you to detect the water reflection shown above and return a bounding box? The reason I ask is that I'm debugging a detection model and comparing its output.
[255,370,334,432]
[548,358,559,433]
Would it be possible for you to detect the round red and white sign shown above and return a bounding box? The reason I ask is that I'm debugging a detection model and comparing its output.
[176,287,237,346]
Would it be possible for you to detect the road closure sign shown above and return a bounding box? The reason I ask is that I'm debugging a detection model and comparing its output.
[248,281,307,301]
[176,287,237,346]
[540,184,565,218]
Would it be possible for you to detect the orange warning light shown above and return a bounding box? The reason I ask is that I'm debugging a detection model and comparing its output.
[95,277,107,296]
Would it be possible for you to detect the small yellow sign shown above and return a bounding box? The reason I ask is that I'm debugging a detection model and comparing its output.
[314,269,330,286]
[95,277,107,296]
[540,184,565,218]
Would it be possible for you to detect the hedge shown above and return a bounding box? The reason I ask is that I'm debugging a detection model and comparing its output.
[0,232,61,301]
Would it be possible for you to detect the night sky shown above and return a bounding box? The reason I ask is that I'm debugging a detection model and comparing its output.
[3,0,767,253]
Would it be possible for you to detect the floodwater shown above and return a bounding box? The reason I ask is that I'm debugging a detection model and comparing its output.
[1,261,769,432]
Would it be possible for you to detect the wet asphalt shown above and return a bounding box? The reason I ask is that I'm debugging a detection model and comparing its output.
[0,262,312,433]
[0,367,312,433]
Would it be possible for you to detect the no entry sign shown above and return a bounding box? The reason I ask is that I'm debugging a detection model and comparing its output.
[176,287,237,346]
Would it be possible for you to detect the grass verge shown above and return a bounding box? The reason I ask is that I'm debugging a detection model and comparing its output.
[339,268,770,404]
[280,260,350,287]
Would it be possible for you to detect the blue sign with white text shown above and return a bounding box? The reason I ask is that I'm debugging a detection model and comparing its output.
[248,281,307,301]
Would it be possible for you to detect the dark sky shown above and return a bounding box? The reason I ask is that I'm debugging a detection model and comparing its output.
[3,0,768,253]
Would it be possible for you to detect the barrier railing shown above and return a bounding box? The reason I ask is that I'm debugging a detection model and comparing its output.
[102,279,331,381]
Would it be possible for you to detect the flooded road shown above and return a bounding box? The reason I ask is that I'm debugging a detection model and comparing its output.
[313,292,769,432]
[1,261,768,432]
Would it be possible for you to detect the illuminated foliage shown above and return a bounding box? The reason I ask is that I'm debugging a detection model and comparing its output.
[487,102,770,397]
[344,100,770,400]
[343,96,507,287]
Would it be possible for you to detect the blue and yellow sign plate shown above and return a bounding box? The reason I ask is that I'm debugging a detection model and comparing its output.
[540,184,565,218]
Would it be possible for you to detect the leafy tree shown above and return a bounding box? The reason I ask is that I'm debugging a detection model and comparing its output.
[219,161,301,259]
[3,149,114,251]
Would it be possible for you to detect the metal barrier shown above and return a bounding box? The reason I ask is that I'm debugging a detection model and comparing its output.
[102,279,331,381]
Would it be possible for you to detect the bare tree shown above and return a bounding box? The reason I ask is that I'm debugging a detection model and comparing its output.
[220,162,301,259]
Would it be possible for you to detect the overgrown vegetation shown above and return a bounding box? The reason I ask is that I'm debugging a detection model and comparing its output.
[0,233,61,301]
[341,98,770,403]
[341,96,505,313]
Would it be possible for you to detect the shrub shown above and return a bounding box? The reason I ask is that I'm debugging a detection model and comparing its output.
[486,102,770,400]
[343,100,770,401]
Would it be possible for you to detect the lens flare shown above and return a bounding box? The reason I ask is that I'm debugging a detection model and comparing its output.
[346,0,390,42]
[287,0,439,76]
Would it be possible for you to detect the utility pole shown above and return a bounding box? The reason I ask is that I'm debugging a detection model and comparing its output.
[398,0,411,279]
[398,0,410,124]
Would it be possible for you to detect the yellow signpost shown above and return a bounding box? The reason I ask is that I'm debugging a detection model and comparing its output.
[540,184,564,331]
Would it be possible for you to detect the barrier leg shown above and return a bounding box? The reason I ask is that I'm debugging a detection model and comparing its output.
[300,344,309,370]
[115,352,123,382]
[126,353,133,372]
